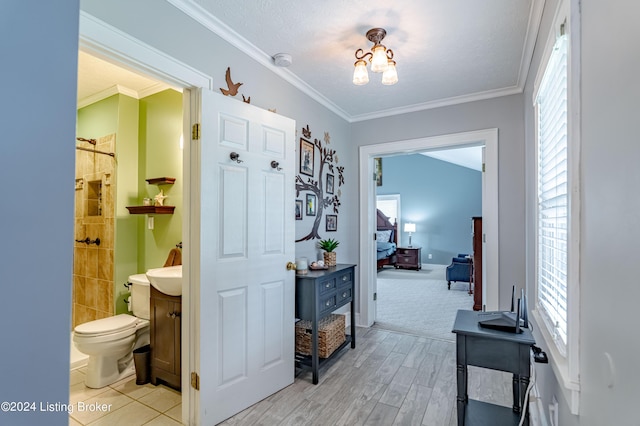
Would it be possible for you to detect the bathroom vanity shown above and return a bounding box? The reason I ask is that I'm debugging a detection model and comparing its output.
[150,286,181,390]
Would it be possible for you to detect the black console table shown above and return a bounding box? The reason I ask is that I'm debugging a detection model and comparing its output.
[452,310,535,425]
[295,264,356,384]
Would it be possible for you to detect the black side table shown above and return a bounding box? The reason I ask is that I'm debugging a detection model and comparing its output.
[452,310,535,425]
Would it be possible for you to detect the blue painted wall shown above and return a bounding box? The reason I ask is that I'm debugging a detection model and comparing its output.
[377,154,481,265]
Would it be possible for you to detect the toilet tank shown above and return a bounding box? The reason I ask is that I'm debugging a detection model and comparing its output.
[128,274,150,320]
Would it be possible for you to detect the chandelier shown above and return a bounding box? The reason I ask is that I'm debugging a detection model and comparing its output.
[353,28,398,86]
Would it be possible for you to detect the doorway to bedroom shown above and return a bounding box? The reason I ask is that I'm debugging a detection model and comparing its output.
[358,128,500,337]
[373,152,481,341]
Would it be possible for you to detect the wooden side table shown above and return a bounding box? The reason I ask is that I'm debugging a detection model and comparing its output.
[395,247,422,270]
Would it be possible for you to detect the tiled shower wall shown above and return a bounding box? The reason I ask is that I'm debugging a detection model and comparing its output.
[72,134,116,329]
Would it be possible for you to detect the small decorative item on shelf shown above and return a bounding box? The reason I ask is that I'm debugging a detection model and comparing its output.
[318,238,339,267]
[154,190,168,206]
[295,258,309,275]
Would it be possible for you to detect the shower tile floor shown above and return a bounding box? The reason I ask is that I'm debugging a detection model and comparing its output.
[69,367,182,425]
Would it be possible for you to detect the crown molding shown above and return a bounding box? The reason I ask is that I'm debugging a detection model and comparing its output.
[349,85,523,122]
[117,1,543,123]
[517,0,546,89]
[77,82,176,109]
[165,0,351,121]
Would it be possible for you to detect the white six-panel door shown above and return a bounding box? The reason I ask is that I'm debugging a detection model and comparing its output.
[195,89,296,424]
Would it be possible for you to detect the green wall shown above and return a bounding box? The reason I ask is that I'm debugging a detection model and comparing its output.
[138,89,183,271]
[76,89,183,315]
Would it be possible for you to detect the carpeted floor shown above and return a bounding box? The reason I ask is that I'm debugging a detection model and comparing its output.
[374,264,474,342]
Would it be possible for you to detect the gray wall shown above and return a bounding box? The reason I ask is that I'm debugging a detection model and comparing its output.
[80,0,357,268]
[377,154,481,264]
[578,2,640,421]
[523,0,640,425]
[352,94,526,309]
[1,1,79,425]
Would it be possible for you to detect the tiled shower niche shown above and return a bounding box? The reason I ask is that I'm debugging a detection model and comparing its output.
[72,134,116,329]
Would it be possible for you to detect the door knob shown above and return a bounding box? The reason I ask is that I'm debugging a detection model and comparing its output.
[286,262,297,271]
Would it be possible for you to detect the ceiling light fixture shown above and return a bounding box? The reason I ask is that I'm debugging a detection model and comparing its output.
[353,28,398,86]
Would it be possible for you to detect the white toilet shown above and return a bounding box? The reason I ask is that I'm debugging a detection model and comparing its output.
[73,274,150,388]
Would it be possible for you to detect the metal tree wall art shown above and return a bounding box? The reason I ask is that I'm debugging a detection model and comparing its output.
[296,125,345,242]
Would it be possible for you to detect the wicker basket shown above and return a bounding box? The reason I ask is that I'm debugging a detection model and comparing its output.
[323,251,337,267]
[295,314,346,358]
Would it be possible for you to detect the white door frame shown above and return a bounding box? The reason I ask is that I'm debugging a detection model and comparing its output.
[358,129,499,327]
[79,11,212,425]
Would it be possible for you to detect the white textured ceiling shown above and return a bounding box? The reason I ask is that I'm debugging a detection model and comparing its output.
[77,51,173,108]
[171,0,542,121]
[78,1,543,121]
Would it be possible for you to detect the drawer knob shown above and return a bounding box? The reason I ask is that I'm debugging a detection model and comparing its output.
[326,300,331,306]
[343,292,348,298]
[325,283,331,288]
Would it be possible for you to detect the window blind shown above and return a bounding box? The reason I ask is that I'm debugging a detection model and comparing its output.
[537,34,568,347]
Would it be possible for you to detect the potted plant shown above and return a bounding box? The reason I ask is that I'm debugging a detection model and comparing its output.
[318,238,339,267]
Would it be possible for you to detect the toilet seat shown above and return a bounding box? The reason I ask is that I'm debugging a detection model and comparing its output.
[74,314,138,337]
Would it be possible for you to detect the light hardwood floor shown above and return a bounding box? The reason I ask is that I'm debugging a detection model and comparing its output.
[221,327,514,426]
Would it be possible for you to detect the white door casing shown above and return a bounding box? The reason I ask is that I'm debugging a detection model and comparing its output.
[194,89,296,424]
[359,129,499,326]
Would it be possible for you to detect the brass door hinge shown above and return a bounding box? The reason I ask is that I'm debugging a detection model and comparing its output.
[191,372,200,390]
[192,123,200,140]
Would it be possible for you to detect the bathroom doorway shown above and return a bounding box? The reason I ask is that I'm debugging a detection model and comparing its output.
[70,50,188,424]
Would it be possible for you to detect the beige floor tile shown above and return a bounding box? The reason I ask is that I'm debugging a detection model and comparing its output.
[70,369,86,387]
[69,416,83,426]
[69,382,110,405]
[70,388,134,425]
[142,414,182,426]
[110,376,158,400]
[86,401,159,426]
[138,386,181,413]
[164,403,182,422]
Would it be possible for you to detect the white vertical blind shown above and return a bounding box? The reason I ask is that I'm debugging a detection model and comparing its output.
[537,34,568,347]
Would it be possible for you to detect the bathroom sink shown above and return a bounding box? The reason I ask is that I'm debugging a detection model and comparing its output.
[146,265,182,296]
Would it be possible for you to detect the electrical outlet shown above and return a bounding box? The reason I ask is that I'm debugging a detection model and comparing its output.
[428,253,432,259]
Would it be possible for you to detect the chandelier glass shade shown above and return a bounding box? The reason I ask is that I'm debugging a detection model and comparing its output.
[353,28,398,85]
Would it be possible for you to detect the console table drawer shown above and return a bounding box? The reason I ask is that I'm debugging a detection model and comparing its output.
[319,278,337,295]
[337,271,352,284]
[337,286,352,304]
[319,294,337,316]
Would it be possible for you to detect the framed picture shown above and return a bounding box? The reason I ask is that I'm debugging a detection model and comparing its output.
[326,214,337,231]
[326,173,335,194]
[300,138,314,176]
[295,200,303,220]
[374,157,383,186]
[306,193,316,216]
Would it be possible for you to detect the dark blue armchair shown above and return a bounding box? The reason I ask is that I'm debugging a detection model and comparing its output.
[446,254,472,290]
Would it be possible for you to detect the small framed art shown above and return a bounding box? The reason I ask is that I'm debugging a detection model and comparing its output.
[326,214,337,231]
[295,200,303,220]
[326,173,335,194]
[374,157,382,186]
[300,139,314,177]
[306,193,316,216]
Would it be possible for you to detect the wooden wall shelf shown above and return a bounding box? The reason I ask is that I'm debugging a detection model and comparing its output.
[146,177,176,185]
[126,206,175,215]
